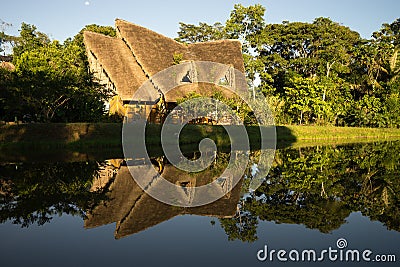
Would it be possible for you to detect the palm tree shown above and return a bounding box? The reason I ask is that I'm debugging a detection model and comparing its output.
[381,49,400,91]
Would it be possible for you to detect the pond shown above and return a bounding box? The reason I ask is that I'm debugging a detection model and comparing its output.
[1,141,399,266]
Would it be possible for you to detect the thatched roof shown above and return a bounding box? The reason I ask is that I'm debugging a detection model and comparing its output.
[115,19,245,75]
[115,19,187,77]
[0,61,15,71]
[83,19,245,102]
[188,40,245,73]
[165,82,237,102]
[85,163,242,239]
[83,31,148,101]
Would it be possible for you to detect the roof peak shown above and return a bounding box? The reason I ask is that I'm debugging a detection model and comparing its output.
[83,30,115,39]
[115,18,184,46]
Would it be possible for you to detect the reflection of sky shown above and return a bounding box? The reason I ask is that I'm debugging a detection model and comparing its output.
[1,212,399,267]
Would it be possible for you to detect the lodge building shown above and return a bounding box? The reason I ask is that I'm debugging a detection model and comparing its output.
[83,19,246,123]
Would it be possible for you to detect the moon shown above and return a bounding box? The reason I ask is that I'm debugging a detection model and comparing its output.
[85,1,90,5]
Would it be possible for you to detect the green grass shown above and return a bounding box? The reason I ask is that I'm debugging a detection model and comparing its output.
[280,125,400,141]
[1,123,400,151]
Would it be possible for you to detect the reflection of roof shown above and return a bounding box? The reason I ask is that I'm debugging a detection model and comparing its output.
[83,19,245,102]
[85,163,243,239]
[84,167,143,229]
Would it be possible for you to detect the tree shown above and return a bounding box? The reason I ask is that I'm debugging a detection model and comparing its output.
[224,4,265,51]
[0,19,17,55]
[12,23,50,57]
[175,22,224,43]
[349,18,400,127]
[175,5,400,127]
[371,19,400,93]
[225,4,266,85]
[257,18,361,91]
[0,23,114,122]
[283,75,322,124]
[175,4,266,83]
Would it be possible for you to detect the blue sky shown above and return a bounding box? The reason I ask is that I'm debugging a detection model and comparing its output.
[1,0,399,42]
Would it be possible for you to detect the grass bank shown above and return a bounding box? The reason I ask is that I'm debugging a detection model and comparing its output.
[279,125,400,141]
[1,123,400,150]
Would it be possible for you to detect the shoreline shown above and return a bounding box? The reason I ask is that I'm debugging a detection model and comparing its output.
[1,123,400,149]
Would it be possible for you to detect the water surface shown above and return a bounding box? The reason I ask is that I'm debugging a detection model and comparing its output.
[1,141,399,266]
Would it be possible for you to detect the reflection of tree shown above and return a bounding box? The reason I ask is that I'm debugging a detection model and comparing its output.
[0,162,108,227]
[351,142,400,231]
[219,201,258,242]
[1,141,399,241]
[219,141,400,242]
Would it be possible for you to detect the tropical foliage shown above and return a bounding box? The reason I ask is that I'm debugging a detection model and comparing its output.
[176,5,400,127]
[0,23,115,122]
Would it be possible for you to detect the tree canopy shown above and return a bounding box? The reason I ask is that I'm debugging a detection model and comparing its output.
[0,23,116,122]
[175,5,400,128]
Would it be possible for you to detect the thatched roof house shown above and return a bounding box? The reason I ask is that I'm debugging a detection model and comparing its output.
[83,19,245,118]
[0,56,15,71]
[0,61,15,71]
[85,161,243,239]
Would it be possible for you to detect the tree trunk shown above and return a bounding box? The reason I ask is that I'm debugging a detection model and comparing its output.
[323,61,335,102]
[300,110,303,125]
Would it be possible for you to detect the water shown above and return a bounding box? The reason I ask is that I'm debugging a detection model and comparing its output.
[1,141,399,266]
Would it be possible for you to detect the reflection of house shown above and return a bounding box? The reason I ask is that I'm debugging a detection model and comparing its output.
[83,19,245,122]
[85,159,243,239]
